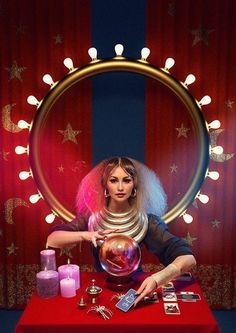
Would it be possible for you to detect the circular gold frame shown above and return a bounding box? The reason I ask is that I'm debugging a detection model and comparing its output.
[29,57,209,223]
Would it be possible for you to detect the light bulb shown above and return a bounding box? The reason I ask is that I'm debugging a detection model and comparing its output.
[88,47,97,61]
[207,171,220,180]
[15,146,28,155]
[183,213,193,224]
[211,145,224,155]
[43,74,54,86]
[184,74,196,86]
[141,47,150,61]
[29,193,41,204]
[164,58,175,71]
[27,95,40,106]
[114,44,124,56]
[197,193,209,204]
[17,120,31,129]
[19,171,31,180]
[45,213,56,224]
[199,95,211,106]
[208,120,221,129]
[63,58,74,70]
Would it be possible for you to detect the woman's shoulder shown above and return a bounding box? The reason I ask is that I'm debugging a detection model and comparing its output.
[49,214,88,233]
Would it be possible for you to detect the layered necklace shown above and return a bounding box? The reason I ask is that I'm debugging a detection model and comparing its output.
[88,207,148,244]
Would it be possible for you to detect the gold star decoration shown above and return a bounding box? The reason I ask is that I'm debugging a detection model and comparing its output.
[60,246,74,258]
[0,151,10,161]
[5,60,26,81]
[225,99,234,109]
[168,1,176,16]
[58,165,65,173]
[176,123,190,138]
[191,25,215,46]
[183,232,197,246]
[54,34,63,44]
[7,242,19,255]
[16,23,26,34]
[170,164,178,173]
[58,123,81,144]
[211,219,221,229]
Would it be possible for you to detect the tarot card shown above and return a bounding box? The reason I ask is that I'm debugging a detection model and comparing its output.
[162,292,177,302]
[164,302,181,315]
[177,292,201,302]
[144,292,159,303]
[115,288,137,312]
[162,282,175,292]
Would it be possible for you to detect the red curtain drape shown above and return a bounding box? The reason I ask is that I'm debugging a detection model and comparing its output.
[0,0,92,308]
[145,0,236,309]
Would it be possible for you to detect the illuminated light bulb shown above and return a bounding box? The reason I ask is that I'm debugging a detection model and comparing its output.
[208,120,221,129]
[17,120,31,129]
[29,193,41,204]
[199,95,211,106]
[42,74,54,86]
[27,95,40,106]
[19,171,31,180]
[197,193,209,204]
[141,47,150,61]
[114,44,124,56]
[15,146,28,155]
[184,74,196,86]
[88,47,97,61]
[183,213,193,224]
[45,213,56,224]
[211,145,224,155]
[63,58,74,70]
[164,58,175,71]
[207,171,220,180]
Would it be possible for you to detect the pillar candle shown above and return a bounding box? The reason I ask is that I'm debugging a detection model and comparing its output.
[60,277,76,298]
[58,263,80,290]
[36,270,59,298]
[40,249,56,271]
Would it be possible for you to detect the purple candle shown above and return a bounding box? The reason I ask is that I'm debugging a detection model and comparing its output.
[40,249,56,271]
[58,262,80,290]
[60,277,76,298]
[36,270,59,298]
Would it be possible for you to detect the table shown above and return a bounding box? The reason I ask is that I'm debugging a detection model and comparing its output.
[15,272,220,333]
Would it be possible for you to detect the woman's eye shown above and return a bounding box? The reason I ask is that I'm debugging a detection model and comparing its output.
[124,178,132,183]
[109,178,117,183]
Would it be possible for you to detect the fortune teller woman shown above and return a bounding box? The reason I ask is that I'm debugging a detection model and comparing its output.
[47,156,196,305]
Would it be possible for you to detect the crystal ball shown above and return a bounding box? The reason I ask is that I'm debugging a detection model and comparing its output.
[99,234,141,276]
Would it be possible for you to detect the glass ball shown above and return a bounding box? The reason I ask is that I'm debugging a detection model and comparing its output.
[99,234,141,276]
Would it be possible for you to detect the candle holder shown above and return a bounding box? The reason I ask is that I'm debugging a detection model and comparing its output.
[86,279,102,304]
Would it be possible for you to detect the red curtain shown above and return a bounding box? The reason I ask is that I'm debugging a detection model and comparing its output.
[0,0,92,308]
[145,0,236,308]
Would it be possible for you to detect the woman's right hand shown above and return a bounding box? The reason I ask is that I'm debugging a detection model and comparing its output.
[82,229,118,247]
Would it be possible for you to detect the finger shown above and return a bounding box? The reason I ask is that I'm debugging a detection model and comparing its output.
[91,236,97,248]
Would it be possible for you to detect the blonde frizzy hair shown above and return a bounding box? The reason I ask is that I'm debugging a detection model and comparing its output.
[76,157,167,219]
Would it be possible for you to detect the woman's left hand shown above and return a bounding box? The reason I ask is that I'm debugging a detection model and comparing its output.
[134,276,157,306]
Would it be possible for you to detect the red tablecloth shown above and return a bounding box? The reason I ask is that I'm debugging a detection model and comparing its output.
[15,272,220,333]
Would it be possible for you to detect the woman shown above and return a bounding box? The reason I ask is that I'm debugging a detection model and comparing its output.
[47,157,196,305]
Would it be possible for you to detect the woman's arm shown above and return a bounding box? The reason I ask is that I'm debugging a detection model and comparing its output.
[47,229,116,249]
[134,254,196,306]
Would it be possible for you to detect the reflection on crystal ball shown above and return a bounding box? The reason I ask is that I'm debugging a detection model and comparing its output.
[99,234,141,276]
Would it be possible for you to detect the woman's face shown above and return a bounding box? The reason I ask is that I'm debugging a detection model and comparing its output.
[106,166,134,204]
